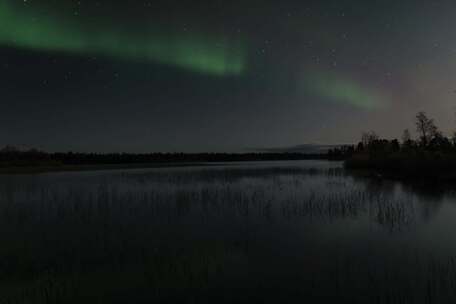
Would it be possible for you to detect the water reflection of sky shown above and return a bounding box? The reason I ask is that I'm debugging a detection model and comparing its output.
[2,160,456,301]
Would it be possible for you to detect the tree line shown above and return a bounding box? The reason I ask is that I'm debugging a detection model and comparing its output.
[328,111,456,159]
[334,111,456,179]
[0,147,330,167]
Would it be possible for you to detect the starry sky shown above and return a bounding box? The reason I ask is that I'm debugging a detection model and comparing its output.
[2,0,456,152]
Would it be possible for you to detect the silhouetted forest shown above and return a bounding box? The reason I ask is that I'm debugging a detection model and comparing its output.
[0,146,337,171]
[338,111,456,179]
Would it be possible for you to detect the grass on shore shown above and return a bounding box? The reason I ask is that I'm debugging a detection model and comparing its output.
[344,151,456,180]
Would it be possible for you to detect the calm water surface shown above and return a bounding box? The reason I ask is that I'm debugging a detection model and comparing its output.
[1,160,456,303]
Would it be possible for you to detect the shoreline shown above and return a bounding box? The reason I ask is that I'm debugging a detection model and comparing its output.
[0,162,222,174]
[344,157,456,182]
[0,159,335,174]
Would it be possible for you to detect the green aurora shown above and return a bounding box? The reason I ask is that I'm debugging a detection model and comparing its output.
[0,1,246,76]
[305,72,387,110]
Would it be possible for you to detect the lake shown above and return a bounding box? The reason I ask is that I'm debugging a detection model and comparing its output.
[1,160,456,303]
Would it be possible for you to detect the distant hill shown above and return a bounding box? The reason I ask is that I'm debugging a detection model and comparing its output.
[251,144,348,154]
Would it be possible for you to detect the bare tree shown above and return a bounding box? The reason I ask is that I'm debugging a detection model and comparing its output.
[361,131,378,147]
[453,110,456,145]
[415,111,438,146]
[451,131,456,146]
[401,129,411,144]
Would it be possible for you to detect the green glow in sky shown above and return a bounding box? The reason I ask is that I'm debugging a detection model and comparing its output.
[0,1,246,76]
[306,72,386,110]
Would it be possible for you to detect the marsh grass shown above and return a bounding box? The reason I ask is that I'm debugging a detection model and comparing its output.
[0,164,453,303]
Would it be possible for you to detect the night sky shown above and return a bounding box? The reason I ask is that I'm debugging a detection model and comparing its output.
[2,0,456,152]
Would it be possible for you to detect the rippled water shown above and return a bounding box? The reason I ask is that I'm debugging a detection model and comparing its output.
[1,160,456,303]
